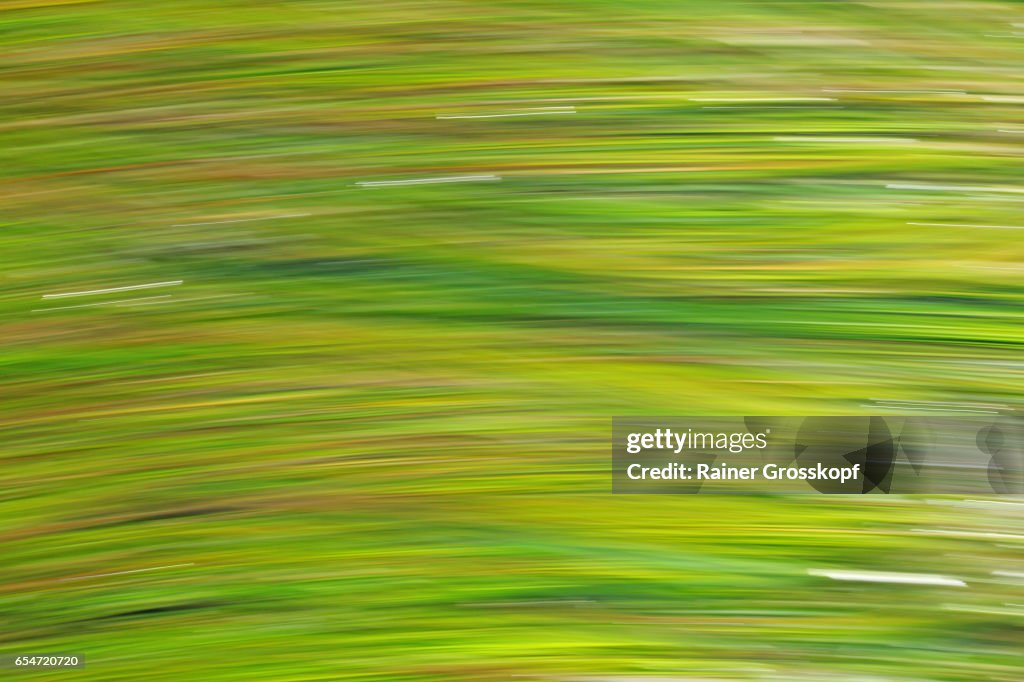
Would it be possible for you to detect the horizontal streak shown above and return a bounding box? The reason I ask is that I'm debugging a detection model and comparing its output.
[908,221,1024,229]
[808,569,966,587]
[887,183,1024,194]
[172,213,310,227]
[870,398,1010,408]
[690,97,836,102]
[822,88,965,95]
[43,280,182,299]
[61,563,195,582]
[866,404,999,415]
[33,295,173,312]
[355,175,501,187]
[437,109,575,120]
[775,136,917,143]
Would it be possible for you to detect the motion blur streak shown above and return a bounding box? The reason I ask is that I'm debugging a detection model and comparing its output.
[1,1,1022,681]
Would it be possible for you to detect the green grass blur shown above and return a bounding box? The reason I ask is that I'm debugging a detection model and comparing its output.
[1,1,1022,680]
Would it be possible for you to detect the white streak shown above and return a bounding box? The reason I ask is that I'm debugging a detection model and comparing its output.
[808,569,966,587]
[33,295,173,312]
[437,107,575,120]
[61,563,195,582]
[872,395,1007,405]
[775,136,917,143]
[172,213,310,227]
[942,604,1024,616]
[43,280,182,299]
[913,528,1024,541]
[437,112,574,119]
[823,88,965,95]
[702,106,844,110]
[355,174,501,187]
[981,95,1024,103]
[887,182,1024,194]
[690,97,836,102]
[908,222,1024,229]
[865,404,999,415]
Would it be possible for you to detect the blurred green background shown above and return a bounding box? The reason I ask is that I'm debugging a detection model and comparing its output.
[1,0,1022,680]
